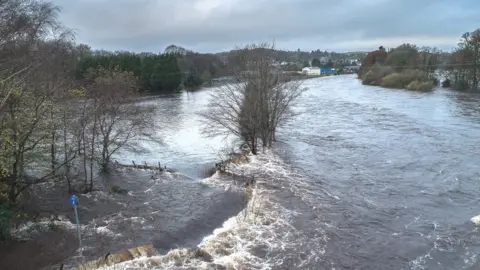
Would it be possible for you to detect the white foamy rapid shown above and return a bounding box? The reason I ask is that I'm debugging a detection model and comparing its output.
[471,215,480,225]
[97,151,302,269]
[12,215,78,241]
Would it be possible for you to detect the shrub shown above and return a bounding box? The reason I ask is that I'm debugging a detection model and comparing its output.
[441,79,451,88]
[402,69,429,82]
[406,80,435,91]
[380,73,408,88]
[380,69,431,89]
[111,185,128,195]
[361,65,394,85]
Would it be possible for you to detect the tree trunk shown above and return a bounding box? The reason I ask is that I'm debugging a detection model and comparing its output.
[473,45,478,91]
[83,139,88,193]
[77,139,82,155]
[9,160,18,202]
[251,143,257,155]
[101,138,108,172]
[8,180,16,203]
[89,103,98,192]
[51,130,55,171]
[63,116,70,174]
[66,175,72,193]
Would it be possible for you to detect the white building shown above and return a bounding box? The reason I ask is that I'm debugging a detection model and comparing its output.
[302,67,321,75]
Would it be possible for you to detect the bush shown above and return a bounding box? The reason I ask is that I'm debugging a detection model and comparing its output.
[441,79,451,88]
[380,73,408,88]
[380,69,431,89]
[402,69,429,82]
[406,80,435,91]
[361,65,394,85]
[111,185,128,195]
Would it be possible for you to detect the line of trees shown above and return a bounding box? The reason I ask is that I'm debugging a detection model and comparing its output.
[76,44,233,93]
[311,58,334,68]
[77,51,183,93]
[165,45,229,90]
[358,28,480,92]
[0,0,309,207]
[199,44,306,155]
[358,45,441,91]
[0,0,158,204]
[445,29,480,91]
[75,45,367,94]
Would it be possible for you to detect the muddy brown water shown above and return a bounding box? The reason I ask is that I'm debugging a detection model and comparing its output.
[3,75,480,269]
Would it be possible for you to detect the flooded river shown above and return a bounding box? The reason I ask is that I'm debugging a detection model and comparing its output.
[6,74,480,269]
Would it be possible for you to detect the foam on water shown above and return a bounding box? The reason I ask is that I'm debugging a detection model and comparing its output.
[471,215,480,225]
[95,151,303,269]
[12,215,78,241]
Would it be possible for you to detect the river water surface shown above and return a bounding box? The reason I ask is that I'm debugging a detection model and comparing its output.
[20,75,480,269]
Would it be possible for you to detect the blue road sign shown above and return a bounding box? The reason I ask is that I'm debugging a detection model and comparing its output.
[69,195,79,206]
[69,194,82,248]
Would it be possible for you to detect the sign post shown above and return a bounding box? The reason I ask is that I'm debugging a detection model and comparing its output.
[69,194,82,249]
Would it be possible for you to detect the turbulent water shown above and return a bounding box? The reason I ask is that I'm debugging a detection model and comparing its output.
[21,75,480,269]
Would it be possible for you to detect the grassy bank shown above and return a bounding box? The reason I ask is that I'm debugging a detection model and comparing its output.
[361,65,437,91]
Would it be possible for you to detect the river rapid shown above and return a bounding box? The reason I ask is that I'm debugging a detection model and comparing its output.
[10,74,480,270]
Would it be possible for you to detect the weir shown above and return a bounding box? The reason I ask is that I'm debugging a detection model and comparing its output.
[114,160,176,173]
[75,244,157,270]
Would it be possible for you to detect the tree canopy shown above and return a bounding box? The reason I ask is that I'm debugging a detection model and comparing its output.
[78,52,182,93]
[311,58,321,67]
[357,29,480,92]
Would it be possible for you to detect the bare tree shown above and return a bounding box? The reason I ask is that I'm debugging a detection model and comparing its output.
[418,46,440,80]
[199,43,306,154]
[445,29,480,91]
[0,0,78,202]
[85,67,156,175]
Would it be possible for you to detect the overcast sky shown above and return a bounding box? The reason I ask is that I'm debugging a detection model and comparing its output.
[52,0,479,53]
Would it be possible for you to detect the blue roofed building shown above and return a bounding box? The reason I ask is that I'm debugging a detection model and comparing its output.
[320,68,336,74]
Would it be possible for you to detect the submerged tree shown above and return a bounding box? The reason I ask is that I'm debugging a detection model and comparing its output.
[0,0,76,202]
[85,67,156,174]
[199,43,306,154]
[448,29,480,91]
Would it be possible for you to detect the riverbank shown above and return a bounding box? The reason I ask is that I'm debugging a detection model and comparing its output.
[0,161,253,269]
[0,146,257,270]
[292,73,339,81]
[6,75,480,269]
[73,150,292,269]
[359,66,437,91]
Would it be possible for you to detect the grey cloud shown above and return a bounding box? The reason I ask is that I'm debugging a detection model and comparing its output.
[52,0,480,52]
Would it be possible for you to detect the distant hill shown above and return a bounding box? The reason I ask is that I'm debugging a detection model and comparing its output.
[162,45,366,79]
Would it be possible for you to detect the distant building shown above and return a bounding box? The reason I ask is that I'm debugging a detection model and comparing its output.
[302,67,321,75]
[344,65,360,73]
[212,76,235,85]
[345,65,360,69]
[302,67,337,75]
[320,68,336,74]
